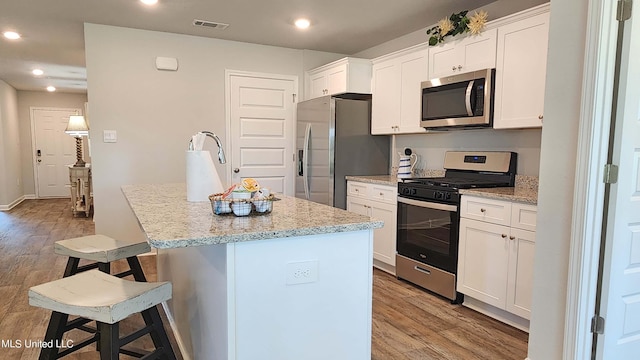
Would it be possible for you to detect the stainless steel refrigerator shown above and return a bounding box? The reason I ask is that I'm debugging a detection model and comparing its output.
[295,94,390,209]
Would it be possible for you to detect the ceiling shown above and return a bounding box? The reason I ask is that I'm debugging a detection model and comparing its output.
[0,0,503,94]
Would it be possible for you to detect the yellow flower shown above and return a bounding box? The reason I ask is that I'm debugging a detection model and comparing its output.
[438,17,454,35]
[468,10,488,35]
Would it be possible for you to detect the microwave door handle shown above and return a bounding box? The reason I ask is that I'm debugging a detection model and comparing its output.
[465,80,474,116]
[398,197,458,212]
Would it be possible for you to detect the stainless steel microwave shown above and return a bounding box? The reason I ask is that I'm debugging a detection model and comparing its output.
[420,68,495,129]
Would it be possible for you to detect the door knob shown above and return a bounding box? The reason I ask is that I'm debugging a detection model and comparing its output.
[233,168,240,173]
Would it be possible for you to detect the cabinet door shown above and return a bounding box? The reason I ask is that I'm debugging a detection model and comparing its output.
[308,72,327,99]
[459,28,497,74]
[457,218,510,309]
[370,61,400,134]
[327,64,348,95]
[493,12,550,129]
[428,29,497,79]
[506,228,536,319]
[398,49,428,133]
[428,41,459,79]
[346,196,370,217]
[370,201,397,267]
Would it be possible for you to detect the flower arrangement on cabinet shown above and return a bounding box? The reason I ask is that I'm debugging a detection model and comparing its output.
[426,10,489,46]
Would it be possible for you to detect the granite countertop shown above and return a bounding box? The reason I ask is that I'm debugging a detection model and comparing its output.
[345,175,399,186]
[459,186,538,205]
[122,183,383,249]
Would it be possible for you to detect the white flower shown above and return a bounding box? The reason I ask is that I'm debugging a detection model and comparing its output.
[468,10,488,35]
[438,17,454,35]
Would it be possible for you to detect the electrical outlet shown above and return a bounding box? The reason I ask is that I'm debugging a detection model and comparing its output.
[286,260,318,285]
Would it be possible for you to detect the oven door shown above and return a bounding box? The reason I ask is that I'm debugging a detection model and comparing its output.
[396,196,459,274]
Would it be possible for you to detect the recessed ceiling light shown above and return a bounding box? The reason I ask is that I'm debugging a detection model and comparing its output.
[46,86,56,92]
[3,31,21,40]
[294,18,311,29]
[32,69,44,76]
[140,0,158,5]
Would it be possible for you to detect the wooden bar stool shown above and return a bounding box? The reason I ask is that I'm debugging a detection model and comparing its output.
[29,269,176,360]
[54,235,151,280]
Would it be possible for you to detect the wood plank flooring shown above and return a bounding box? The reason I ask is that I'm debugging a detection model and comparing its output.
[1,199,528,359]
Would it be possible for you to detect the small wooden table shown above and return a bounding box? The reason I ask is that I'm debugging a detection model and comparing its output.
[68,165,92,217]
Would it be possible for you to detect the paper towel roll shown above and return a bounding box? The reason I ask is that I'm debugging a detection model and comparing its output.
[186,150,225,202]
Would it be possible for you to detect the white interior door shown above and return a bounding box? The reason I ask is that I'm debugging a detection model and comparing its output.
[228,72,296,195]
[31,108,80,198]
[596,2,640,358]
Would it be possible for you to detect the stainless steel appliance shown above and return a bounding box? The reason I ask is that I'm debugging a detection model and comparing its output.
[421,68,495,129]
[296,94,390,209]
[396,151,517,303]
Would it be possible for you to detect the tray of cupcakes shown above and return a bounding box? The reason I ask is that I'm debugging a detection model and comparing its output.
[209,178,274,216]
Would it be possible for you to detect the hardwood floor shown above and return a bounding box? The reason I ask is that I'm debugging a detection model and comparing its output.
[1,199,528,359]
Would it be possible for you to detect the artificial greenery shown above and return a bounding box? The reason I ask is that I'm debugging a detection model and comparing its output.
[426,10,470,46]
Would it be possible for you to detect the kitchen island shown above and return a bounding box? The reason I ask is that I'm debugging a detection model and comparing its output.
[122,183,382,360]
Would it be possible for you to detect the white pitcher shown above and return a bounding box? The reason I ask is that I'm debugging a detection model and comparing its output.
[397,153,417,179]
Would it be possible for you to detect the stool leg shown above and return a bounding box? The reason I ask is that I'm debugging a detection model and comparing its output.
[97,322,119,360]
[141,306,176,360]
[39,311,67,360]
[97,262,110,274]
[127,256,147,282]
[63,257,80,277]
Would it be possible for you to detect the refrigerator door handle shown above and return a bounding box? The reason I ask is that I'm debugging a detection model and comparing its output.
[302,123,311,200]
[298,149,304,176]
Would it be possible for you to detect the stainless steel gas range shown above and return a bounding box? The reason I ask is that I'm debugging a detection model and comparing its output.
[396,151,517,303]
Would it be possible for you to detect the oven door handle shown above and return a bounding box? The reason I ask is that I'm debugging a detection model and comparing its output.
[398,197,458,212]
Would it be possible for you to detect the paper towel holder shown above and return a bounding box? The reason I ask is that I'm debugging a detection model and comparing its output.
[188,131,226,164]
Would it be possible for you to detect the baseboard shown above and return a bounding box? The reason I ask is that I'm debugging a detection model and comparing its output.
[161,301,191,360]
[24,194,36,200]
[0,195,25,211]
[373,260,396,276]
[462,296,530,332]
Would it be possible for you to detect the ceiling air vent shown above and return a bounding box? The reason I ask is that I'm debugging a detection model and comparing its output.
[193,19,229,30]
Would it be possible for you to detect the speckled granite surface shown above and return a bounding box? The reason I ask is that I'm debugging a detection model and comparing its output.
[459,175,539,204]
[122,183,383,249]
[346,175,399,186]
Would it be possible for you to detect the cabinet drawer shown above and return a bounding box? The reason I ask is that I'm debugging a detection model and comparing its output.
[461,196,511,226]
[347,181,369,198]
[370,184,397,204]
[511,203,537,231]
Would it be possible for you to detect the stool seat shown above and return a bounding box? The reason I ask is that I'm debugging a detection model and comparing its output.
[54,235,151,263]
[29,270,171,324]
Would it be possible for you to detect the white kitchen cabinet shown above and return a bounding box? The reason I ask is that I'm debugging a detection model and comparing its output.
[428,28,497,80]
[493,12,550,129]
[458,196,537,322]
[347,181,397,273]
[305,57,372,100]
[371,45,428,135]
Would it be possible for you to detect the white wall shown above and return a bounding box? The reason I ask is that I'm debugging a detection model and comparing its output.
[16,91,88,196]
[84,24,344,242]
[396,129,542,175]
[527,0,587,358]
[0,80,22,207]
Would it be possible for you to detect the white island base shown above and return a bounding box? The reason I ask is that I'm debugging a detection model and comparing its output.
[159,230,373,360]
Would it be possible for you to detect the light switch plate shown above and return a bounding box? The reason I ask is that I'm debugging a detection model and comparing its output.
[103,130,117,143]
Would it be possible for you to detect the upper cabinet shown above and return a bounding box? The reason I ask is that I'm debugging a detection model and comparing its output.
[371,45,429,135]
[305,57,372,100]
[493,12,550,129]
[428,28,497,80]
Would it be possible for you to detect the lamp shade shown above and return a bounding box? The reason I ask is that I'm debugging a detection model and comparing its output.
[65,115,89,136]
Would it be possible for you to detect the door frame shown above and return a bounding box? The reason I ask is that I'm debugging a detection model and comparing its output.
[224,70,299,193]
[563,0,624,358]
[30,106,82,198]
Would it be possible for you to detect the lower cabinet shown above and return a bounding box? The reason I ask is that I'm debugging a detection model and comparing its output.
[457,195,536,325]
[346,181,397,274]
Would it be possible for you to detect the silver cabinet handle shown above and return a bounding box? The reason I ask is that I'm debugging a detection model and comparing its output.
[480,208,486,212]
[538,115,544,119]
[509,236,515,240]
[452,66,457,71]
[379,192,384,196]
[233,168,240,173]
[458,65,462,70]
[501,234,507,238]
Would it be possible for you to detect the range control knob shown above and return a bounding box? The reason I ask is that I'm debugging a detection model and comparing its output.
[411,188,417,195]
[445,192,452,200]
